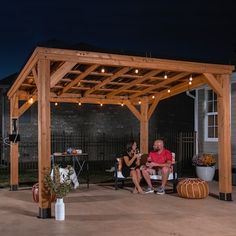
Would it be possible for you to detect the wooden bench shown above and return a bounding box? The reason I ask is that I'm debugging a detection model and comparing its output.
[114,153,178,193]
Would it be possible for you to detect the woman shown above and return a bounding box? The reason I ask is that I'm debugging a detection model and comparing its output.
[123,141,144,194]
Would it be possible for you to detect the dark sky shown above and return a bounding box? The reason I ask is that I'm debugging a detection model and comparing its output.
[0,0,236,79]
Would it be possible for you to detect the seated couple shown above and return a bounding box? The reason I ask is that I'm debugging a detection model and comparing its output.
[117,139,173,195]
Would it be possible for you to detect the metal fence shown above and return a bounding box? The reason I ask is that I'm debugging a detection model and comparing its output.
[0,131,196,183]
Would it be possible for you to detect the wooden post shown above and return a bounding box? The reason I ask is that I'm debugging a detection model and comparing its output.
[38,58,52,218]
[217,74,232,201]
[140,97,149,153]
[9,93,19,191]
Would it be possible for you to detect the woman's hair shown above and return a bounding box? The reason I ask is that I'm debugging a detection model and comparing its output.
[126,141,136,153]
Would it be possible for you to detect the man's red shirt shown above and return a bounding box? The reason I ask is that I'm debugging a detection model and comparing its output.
[149,149,172,164]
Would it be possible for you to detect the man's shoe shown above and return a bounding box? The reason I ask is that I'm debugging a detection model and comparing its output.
[145,187,154,193]
[156,186,165,195]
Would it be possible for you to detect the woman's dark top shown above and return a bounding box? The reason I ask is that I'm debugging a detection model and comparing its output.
[122,152,137,177]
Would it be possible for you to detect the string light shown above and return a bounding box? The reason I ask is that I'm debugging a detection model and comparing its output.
[101,68,105,73]
[152,95,155,99]
[138,100,141,104]
[78,102,82,106]
[28,78,34,84]
[100,103,103,107]
[135,69,139,74]
[167,89,171,93]
[28,97,34,104]
[55,102,58,106]
[121,102,124,107]
[189,75,193,85]
[164,73,168,79]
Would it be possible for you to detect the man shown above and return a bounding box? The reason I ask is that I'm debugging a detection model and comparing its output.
[142,139,172,194]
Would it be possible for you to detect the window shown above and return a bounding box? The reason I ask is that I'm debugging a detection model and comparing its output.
[205,89,218,141]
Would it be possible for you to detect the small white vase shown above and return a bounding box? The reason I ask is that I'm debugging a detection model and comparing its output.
[196,166,216,181]
[55,198,65,221]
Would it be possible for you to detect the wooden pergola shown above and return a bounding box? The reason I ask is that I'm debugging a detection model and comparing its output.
[7,47,234,218]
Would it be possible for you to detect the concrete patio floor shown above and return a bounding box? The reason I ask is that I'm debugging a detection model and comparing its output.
[0,182,236,236]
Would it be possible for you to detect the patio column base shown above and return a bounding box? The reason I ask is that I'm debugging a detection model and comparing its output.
[219,192,232,201]
[10,185,18,191]
[38,208,51,219]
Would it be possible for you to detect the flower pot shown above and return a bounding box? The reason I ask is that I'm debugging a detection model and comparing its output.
[196,166,216,181]
[55,198,65,221]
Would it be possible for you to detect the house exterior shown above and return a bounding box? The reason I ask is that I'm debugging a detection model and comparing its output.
[195,72,236,168]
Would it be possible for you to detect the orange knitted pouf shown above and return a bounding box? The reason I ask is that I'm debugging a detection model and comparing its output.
[177,178,209,199]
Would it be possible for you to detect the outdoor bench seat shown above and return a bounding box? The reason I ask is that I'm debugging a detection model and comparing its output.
[114,153,178,193]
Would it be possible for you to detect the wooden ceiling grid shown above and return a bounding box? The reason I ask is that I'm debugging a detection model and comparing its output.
[7,47,234,114]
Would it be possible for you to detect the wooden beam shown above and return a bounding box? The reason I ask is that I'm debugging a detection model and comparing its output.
[217,74,232,200]
[50,96,123,105]
[147,94,161,120]
[32,66,39,88]
[159,75,205,101]
[61,64,99,94]
[39,47,234,74]
[7,48,40,98]
[140,97,149,153]
[107,70,160,98]
[18,96,37,117]
[124,100,141,120]
[50,61,77,88]
[10,93,19,190]
[84,67,130,97]
[203,73,223,97]
[130,72,189,99]
[37,58,52,218]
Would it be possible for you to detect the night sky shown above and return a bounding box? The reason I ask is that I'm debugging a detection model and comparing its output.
[0,0,236,79]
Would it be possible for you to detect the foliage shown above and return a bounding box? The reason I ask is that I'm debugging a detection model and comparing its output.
[192,153,216,167]
[45,165,74,198]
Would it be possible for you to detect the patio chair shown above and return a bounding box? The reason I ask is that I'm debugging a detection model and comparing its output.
[114,153,178,193]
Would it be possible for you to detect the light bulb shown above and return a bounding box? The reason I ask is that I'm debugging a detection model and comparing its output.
[100,103,103,107]
[138,100,141,104]
[135,69,139,74]
[167,89,171,93]
[101,68,105,73]
[55,102,58,106]
[189,75,193,81]
[189,81,192,85]
[78,102,82,106]
[164,74,168,79]
[152,95,155,99]
[28,97,34,104]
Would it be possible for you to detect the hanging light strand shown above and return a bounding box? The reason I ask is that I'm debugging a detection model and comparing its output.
[189,74,193,85]
[164,73,168,79]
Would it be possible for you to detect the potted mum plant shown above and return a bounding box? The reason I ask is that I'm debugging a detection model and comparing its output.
[45,165,74,221]
[192,153,217,181]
